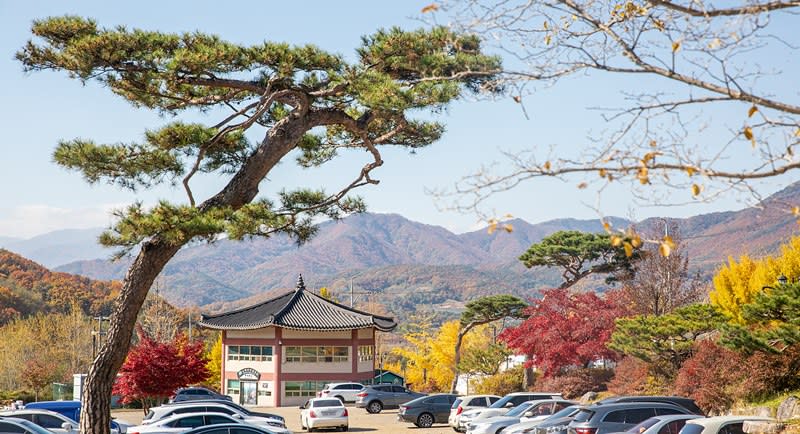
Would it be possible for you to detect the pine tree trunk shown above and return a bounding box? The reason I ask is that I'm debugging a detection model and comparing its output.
[450,329,468,394]
[79,240,180,434]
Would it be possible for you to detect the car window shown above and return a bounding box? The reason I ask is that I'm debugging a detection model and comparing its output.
[313,399,343,407]
[230,428,263,434]
[374,386,390,392]
[678,424,704,434]
[197,429,229,434]
[552,405,581,419]
[573,409,595,423]
[7,415,33,422]
[452,398,463,409]
[352,384,364,390]
[0,422,26,434]
[554,402,572,412]
[489,397,501,405]
[205,415,233,425]
[35,414,67,429]
[171,415,205,428]
[511,396,532,405]
[656,408,685,416]
[627,417,660,433]
[428,396,450,404]
[391,386,408,393]
[208,407,234,415]
[625,409,657,424]
[658,420,690,434]
[719,423,745,434]
[144,411,154,420]
[604,410,628,423]
[507,403,535,417]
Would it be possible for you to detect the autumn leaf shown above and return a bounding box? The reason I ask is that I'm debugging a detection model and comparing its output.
[623,241,634,258]
[611,235,623,247]
[637,166,649,184]
[513,95,522,103]
[743,126,754,140]
[577,182,588,189]
[545,34,552,45]
[631,234,642,248]
[543,161,552,171]
[691,183,702,197]
[602,220,613,233]
[487,219,498,235]
[672,41,681,52]
[659,235,676,257]
[421,3,439,13]
[792,206,800,216]
[504,223,514,233]
[686,166,697,177]
[748,105,758,118]
[599,168,607,178]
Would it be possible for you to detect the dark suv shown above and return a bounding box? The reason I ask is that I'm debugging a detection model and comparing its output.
[567,402,692,434]
[398,394,459,428]
[170,387,232,403]
[355,384,426,413]
[594,396,704,415]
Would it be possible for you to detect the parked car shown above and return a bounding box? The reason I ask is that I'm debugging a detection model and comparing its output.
[678,416,776,434]
[567,402,693,434]
[449,395,501,432]
[299,398,349,432]
[458,392,563,429]
[466,400,576,434]
[619,414,703,434]
[0,416,57,434]
[397,394,459,428]
[158,399,284,424]
[0,409,80,434]
[142,403,285,429]
[317,383,365,403]
[355,384,426,414]
[502,404,583,434]
[22,401,132,433]
[595,397,704,416]
[127,412,289,434]
[170,387,233,403]
[182,423,282,434]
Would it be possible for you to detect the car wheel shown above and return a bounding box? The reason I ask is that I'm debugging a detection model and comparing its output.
[300,417,306,430]
[367,400,383,414]
[416,413,434,428]
[335,395,345,403]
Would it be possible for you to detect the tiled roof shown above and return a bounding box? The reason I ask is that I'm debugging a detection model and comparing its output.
[198,275,397,332]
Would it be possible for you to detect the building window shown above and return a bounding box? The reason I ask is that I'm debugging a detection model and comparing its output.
[226,380,240,394]
[284,346,349,363]
[227,345,273,362]
[285,380,335,397]
[358,345,374,362]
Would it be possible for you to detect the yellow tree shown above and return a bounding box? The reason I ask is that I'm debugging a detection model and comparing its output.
[203,334,223,391]
[710,236,800,322]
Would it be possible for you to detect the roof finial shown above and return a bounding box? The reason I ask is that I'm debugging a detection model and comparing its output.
[296,274,306,291]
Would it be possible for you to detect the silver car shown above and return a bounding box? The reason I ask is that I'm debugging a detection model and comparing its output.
[449,395,501,432]
[355,384,426,414]
[468,400,576,434]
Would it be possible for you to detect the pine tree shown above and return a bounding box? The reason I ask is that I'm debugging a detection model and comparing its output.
[17,17,499,432]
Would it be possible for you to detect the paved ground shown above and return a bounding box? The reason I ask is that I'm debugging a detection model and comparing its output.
[112,405,454,434]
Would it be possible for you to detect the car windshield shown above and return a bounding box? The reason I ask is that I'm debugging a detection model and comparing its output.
[627,417,661,433]
[572,409,595,423]
[17,420,56,434]
[550,405,581,419]
[313,399,343,408]
[490,396,516,408]
[678,424,704,434]
[507,403,535,417]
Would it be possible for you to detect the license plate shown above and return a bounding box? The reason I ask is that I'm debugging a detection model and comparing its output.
[322,410,336,416]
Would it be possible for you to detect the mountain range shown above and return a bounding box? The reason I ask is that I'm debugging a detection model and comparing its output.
[3,182,798,322]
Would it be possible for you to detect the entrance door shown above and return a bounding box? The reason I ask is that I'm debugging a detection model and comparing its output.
[240,381,257,405]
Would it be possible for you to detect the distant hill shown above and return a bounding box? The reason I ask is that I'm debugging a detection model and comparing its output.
[0,228,111,268]
[0,249,118,325]
[49,181,800,321]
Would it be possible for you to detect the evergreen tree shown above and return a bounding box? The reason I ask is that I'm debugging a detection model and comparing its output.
[17,17,499,432]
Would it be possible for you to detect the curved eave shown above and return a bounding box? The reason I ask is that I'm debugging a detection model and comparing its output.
[198,320,396,332]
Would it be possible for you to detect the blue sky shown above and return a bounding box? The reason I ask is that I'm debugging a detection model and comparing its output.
[0,0,795,239]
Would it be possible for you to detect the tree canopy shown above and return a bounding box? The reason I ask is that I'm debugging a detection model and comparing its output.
[17,16,500,433]
[519,230,639,288]
[438,0,800,228]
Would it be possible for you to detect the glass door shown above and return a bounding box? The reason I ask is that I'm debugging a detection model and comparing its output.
[240,381,257,405]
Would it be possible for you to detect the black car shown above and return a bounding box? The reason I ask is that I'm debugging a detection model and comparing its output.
[180,423,279,434]
[171,387,233,403]
[398,394,459,428]
[594,396,704,415]
[152,400,284,425]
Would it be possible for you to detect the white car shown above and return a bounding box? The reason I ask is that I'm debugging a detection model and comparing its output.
[449,395,501,432]
[142,403,285,429]
[127,412,289,434]
[625,414,703,434]
[0,409,80,434]
[459,393,563,430]
[317,383,365,403]
[679,416,776,434]
[300,398,349,432]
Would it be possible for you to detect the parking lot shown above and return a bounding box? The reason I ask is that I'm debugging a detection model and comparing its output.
[112,405,454,433]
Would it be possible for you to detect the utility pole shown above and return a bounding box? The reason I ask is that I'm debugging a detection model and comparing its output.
[91,316,109,360]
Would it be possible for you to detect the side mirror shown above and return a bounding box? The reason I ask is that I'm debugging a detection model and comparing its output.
[298,405,305,409]
[506,402,515,408]
[61,422,74,430]
[524,411,534,417]
[231,414,243,419]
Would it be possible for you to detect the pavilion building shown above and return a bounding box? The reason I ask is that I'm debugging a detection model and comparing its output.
[197,275,397,407]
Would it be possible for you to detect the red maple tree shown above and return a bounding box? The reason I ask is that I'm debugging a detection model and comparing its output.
[500,288,625,377]
[113,326,210,411]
